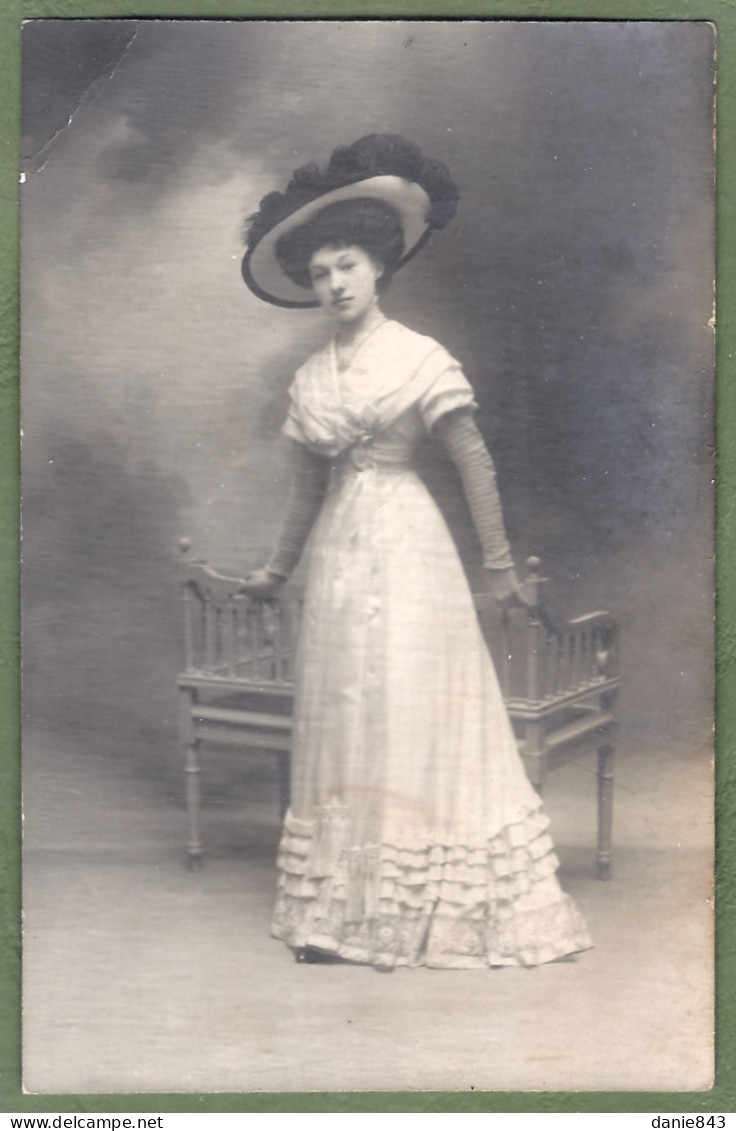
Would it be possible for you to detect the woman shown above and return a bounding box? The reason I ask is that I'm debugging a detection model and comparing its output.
[241,134,592,969]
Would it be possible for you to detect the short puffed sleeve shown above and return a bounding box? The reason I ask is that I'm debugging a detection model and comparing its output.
[281,399,308,445]
[415,346,478,433]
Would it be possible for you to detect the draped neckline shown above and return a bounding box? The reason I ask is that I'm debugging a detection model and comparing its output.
[288,320,458,459]
[331,314,390,379]
[329,318,396,404]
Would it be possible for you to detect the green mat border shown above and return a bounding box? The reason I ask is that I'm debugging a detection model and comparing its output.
[1,1,730,1114]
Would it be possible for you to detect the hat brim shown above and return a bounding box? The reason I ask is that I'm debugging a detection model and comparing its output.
[242,174,433,308]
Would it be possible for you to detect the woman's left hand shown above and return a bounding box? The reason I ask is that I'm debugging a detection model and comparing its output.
[485,567,529,610]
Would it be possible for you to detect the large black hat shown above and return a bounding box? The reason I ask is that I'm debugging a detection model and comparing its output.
[242,134,459,307]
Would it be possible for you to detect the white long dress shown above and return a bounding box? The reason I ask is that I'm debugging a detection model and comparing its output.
[270,320,592,968]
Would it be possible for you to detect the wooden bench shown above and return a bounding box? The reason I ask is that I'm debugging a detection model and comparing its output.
[177,542,620,878]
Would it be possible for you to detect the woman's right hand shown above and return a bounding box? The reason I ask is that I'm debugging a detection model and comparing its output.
[238,568,286,598]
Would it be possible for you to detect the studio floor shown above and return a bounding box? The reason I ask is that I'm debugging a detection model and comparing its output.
[22,720,713,1096]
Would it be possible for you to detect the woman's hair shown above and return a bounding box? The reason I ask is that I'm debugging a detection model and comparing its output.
[275,198,405,292]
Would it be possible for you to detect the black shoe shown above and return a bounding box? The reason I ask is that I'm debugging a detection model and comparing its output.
[294,945,342,964]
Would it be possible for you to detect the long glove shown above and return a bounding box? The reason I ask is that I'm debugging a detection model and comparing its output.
[265,443,331,579]
[434,407,515,571]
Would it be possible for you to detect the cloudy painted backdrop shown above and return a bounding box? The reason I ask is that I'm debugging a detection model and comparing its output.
[21,20,714,786]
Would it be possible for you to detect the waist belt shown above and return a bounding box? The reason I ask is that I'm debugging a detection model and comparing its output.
[334,437,414,475]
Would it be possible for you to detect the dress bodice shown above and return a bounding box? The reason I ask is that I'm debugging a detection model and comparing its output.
[281,320,477,465]
[331,406,425,476]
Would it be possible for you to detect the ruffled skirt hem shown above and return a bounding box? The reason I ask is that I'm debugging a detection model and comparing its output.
[271,808,593,969]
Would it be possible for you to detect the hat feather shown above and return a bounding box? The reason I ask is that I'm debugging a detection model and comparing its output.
[245,133,458,249]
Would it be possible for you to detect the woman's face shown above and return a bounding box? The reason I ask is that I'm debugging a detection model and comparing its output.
[308,244,382,326]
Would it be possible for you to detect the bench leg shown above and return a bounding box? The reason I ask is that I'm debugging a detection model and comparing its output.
[596,743,614,880]
[185,740,203,869]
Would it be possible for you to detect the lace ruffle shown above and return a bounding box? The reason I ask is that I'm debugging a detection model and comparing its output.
[271,807,593,968]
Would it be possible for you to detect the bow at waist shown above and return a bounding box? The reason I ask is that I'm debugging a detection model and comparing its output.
[332,432,416,476]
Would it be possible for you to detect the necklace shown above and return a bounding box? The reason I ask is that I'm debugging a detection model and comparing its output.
[334,315,388,374]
